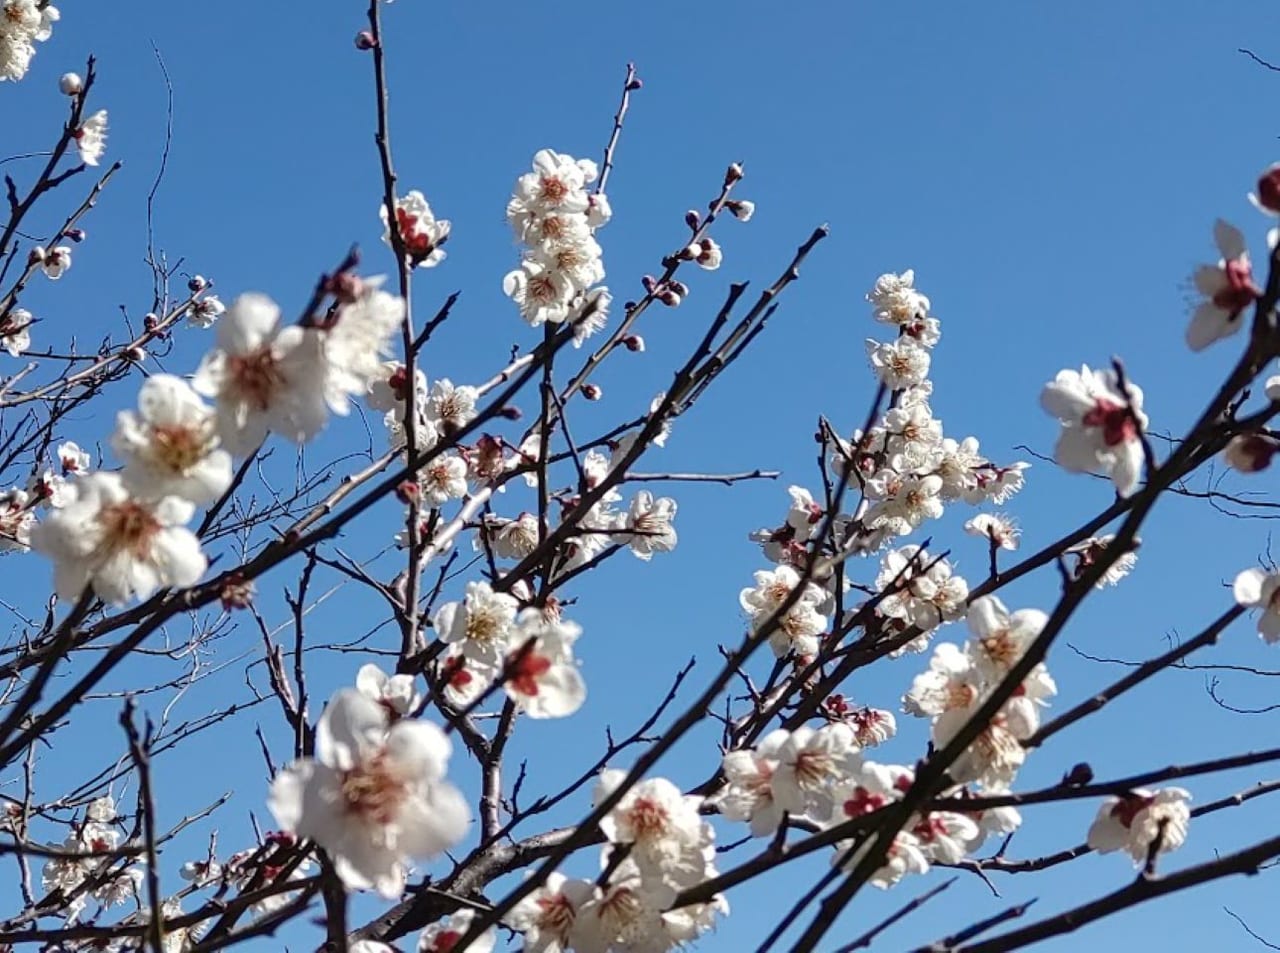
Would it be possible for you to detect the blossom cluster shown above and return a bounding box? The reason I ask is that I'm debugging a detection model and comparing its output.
[38,796,142,923]
[503,149,613,344]
[0,0,57,82]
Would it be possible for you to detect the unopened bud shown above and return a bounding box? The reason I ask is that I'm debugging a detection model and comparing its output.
[355,30,377,50]
[657,287,682,307]
[668,279,689,297]
[580,383,603,401]
[678,243,700,261]
[65,228,85,243]
[499,405,523,420]
[27,247,45,266]
[125,346,146,363]
[58,72,83,96]
[724,162,745,186]
[187,275,207,293]
[396,480,420,505]
[625,75,643,91]
[1254,163,1280,215]
[1062,762,1094,787]
[641,275,657,293]
[143,313,159,332]
[1225,433,1280,473]
[726,199,755,222]
[684,209,701,230]
[622,334,645,353]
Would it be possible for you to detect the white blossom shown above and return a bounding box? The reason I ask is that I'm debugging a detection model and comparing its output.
[0,307,31,355]
[1087,788,1191,865]
[193,293,329,456]
[382,190,450,268]
[1233,567,1280,643]
[506,871,595,953]
[418,909,495,953]
[355,663,422,717]
[111,375,232,505]
[434,581,519,666]
[501,610,586,718]
[268,689,469,897]
[1186,220,1259,351]
[0,487,34,551]
[1041,365,1146,496]
[613,491,677,559]
[188,294,225,329]
[867,337,931,390]
[74,109,108,166]
[29,472,206,604]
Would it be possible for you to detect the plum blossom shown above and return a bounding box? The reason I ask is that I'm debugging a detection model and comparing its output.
[418,909,495,953]
[434,581,518,666]
[29,472,206,604]
[932,700,1030,789]
[595,769,707,887]
[420,453,468,505]
[1041,364,1147,496]
[0,0,57,82]
[506,871,595,953]
[193,293,329,455]
[34,244,71,279]
[868,270,931,327]
[382,190,450,268]
[964,512,1020,550]
[501,610,586,718]
[1065,534,1138,587]
[1186,220,1259,351]
[188,294,225,329]
[770,723,861,819]
[613,490,677,559]
[0,307,31,355]
[0,487,34,551]
[867,337,930,390]
[57,440,90,476]
[714,745,786,837]
[740,565,829,658]
[964,596,1046,682]
[903,642,983,718]
[1087,787,1191,864]
[425,378,478,434]
[355,663,422,718]
[1233,567,1280,643]
[321,282,407,414]
[111,374,233,505]
[875,545,968,631]
[74,109,108,166]
[267,689,469,897]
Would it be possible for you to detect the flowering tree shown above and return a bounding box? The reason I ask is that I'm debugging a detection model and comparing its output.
[3,2,1280,952]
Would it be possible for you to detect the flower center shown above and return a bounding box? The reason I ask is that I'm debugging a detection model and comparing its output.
[843,787,887,817]
[1213,257,1260,313]
[98,502,160,560]
[538,176,569,205]
[1081,398,1137,446]
[227,347,285,412]
[465,606,505,644]
[536,893,577,937]
[627,796,670,840]
[507,649,552,696]
[149,423,214,474]
[1109,793,1155,829]
[339,752,408,826]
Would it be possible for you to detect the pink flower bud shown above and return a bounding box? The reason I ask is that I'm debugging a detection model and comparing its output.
[580,383,603,401]
[657,288,682,307]
[641,275,657,293]
[1225,433,1280,473]
[684,209,701,230]
[724,162,745,186]
[499,405,523,421]
[396,480,420,504]
[669,279,690,297]
[355,30,377,50]
[625,76,643,91]
[66,228,85,243]
[143,313,159,331]
[187,275,207,293]
[58,72,83,96]
[622,334,645,352]
[1254,163,1280,215]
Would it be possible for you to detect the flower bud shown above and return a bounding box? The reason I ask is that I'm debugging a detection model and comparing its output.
[27,246,45,266]
[622,334,645,353]
[580,382,603,401]
[684,209,701,230]
[727,199,755,222]
[678,243,700,261]
[1254,163,1280,215]
[1225,433,1280,473]
[355,30,377,50]
[657,287,682,307]
[724,162,745,186]
[668,279,689,297]
[641,275,657,293]
[499,405,523,420]
[696,238,722,270]
[58,72,83,96]
[65,227,85,243]
[143,313,159,332]
[625,75,643,91]
[125,346,147,363]
[396,480,420,505]
[326,270,364,304]
[187,275,207,293]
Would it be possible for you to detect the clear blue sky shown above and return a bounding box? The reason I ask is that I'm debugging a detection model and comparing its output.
[5,1,1280,950]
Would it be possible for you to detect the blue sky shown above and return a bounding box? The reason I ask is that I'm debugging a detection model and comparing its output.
[6,1,1280,950]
